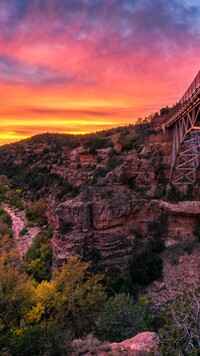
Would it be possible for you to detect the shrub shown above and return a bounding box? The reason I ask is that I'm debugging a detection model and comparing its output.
[0,208,12,228]
[9,195,24,210]
[93,167,108,180]
[26,199,47,227]
[105,268,135,296]
[24,231,53,282]
[130,228,143,240]
[119,132,138,151]
[166,185,180,202]
[129,249,163,285]
[83,135,113,153]
[148,214,168,238]
[96,294,149,342]
[148,237,165,253]
[56,183,80,200]
[59,220,73,234]
[72,334,111,355]
[19,229,28,236]
[120,171,135,189]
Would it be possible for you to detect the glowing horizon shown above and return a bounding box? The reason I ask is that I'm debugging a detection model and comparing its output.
[0,0,200,145]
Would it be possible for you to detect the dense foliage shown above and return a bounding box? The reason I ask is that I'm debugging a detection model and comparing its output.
[96,294,149,342]
[129,248,163,285]
[24,231,53,282]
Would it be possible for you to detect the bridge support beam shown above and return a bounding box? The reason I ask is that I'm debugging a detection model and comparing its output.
[170,102,200,185]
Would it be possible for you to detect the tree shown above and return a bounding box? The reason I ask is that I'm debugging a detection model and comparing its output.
[96,294,149,342]
[53,256,106,337]
[24,232,52,282]
[159,286,200,355]
[129,249,163,285]
[25,199,47,226]
[0,267,35,332]
[160,106,170,115]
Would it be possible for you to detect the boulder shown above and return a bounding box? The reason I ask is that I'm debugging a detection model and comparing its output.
[111,332,158,355]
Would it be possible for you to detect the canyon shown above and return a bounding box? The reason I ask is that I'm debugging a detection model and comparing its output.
[0,126,200,303]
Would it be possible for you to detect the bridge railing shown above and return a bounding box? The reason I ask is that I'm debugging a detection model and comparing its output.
[180,70,200,104]
[164,70,200,127]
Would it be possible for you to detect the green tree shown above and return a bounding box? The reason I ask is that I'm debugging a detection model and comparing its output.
[0,208,12,228]
[129,249,163,285]
[53,256,106,337]
[24,232,52,282]
[96,294,149,342]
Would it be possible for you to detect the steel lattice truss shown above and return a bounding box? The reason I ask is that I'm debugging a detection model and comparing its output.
[170,103,200,184]
[163,70,200,185]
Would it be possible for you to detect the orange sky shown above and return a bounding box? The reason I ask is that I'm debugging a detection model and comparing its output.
[0,0,200,145]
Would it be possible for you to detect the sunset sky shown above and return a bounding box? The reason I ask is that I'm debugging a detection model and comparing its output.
[0,0,200,145]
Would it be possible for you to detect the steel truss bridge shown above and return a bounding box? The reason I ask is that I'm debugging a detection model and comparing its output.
[163,70,200,185]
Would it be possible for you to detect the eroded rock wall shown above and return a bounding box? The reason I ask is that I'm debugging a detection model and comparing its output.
[52,131,200,269]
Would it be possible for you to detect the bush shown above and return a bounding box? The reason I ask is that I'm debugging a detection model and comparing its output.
[166,185,180,202]
[72,334,111,355]
[24,231,53,282]
[148,237,165,253]
[96,294,149,342]
[119,132,138,151]
[93,167,108,180]
[26,199,47,227]
[148,214,168,238]
[83,135,113,153]
[130,228,143,240]
[0,208,12,228]
[105,272,137,297]
[129,249,163,285]
[59,220,73,234]
[19,229,28,236]
[120,171,135,189]
[56,183,80,200]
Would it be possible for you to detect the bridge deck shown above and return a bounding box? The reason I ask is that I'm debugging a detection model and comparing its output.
[164,70,200,128]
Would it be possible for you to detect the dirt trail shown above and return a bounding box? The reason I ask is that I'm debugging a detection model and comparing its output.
[3,205,40,258]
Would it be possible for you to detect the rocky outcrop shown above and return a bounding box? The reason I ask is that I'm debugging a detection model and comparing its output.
[72,332,158,355]
[52,190,200,268]
[92,199,133,229]
[111,332,158,355]
[159,200,200,215]
[52,196,150,268]
[56,200,91,229]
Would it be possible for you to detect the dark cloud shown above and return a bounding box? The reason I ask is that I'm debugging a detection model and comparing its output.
[0,55,74,85]
[0,0,199,103]
[1,0,200,48]
[25,106,135,118]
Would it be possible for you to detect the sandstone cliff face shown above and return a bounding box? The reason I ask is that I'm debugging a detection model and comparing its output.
[53,197,145,268]
[52,198,200,269]
[51,129,200,279]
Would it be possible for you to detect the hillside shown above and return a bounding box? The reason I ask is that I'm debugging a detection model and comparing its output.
[0,123,200,302]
